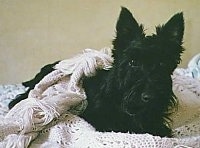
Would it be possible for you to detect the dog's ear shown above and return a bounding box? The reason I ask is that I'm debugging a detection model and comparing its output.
[157,12,184,44]
[113,7,144,52]
[157,13,184,72]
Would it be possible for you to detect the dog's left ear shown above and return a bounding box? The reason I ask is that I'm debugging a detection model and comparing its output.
[157,12,184,44]
[113,7,144,55]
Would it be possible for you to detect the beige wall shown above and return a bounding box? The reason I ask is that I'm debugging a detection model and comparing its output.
[0,0,200,84]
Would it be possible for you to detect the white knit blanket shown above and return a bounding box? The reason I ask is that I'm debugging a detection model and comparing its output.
[0,48,200,148]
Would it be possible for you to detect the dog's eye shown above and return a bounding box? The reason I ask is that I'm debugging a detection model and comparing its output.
[129,60,138,67]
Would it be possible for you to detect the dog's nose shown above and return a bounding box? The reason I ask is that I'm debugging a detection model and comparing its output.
[141,93,150,103]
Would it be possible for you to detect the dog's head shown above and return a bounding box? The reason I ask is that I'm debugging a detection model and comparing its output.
[112,7,184,120]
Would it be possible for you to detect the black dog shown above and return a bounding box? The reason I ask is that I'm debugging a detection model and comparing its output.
[9,7,184,137]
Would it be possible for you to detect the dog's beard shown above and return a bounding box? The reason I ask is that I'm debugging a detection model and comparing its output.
[119,75,174,115]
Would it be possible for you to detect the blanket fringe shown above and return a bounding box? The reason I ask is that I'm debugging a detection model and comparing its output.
[6,98,60,134]
[0,134,32,148]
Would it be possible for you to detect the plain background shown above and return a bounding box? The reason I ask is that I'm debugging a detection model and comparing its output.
[0,0,200,84]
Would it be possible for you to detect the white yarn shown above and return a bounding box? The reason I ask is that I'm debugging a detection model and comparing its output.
[5,98,60,133]
[54,48,113,76]
[0,134,31,148]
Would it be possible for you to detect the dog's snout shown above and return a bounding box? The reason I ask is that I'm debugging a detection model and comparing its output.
[141,93,150,102]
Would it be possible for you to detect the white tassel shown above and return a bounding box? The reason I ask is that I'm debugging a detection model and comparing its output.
[6,98,60,134]
[1,134,31,148]
[21,98,60,133]
[54,48,113,76]
[33,99,60,126]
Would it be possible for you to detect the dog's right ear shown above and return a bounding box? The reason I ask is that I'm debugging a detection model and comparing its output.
[113,7,144,52]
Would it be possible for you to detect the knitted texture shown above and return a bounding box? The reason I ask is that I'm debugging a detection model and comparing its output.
[29,114,200,148]
[171,53,200,138]
[0,49,200,147]
[172,74,200,138]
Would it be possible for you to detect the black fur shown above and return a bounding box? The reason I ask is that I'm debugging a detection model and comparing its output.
[9,7,184,137]
[8,61,59,109]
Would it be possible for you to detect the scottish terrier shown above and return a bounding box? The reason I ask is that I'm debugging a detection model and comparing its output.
[9,7,184,137]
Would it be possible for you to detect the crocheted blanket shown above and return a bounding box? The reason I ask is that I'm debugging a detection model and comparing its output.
[0,49,200,148]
